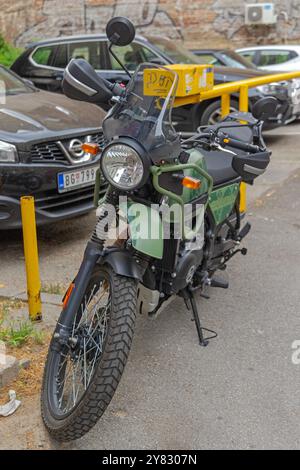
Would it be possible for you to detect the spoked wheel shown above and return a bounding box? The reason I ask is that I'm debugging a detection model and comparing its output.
[41,266,137,442]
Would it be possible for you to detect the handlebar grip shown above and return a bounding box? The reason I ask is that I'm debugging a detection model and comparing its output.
[221,136,260,154]
[111,82,126,97]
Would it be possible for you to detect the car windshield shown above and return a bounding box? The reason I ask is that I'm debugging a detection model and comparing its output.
[103,63,181,163]
[0,67,33,96]
[147,36,202,65]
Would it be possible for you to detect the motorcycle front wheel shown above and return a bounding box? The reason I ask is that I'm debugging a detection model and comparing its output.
[41,266,137,442]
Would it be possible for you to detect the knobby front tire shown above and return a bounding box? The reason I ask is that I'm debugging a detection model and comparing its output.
[41,267,137,442]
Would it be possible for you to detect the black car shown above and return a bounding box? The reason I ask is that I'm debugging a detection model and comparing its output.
[0,66,107,230]
[11,34,294,131]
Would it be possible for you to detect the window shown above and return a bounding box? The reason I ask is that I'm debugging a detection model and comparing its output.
[110,43,162,71]
[257,50,297,66]
[32,46,54,66]
[53,44,68,68]
[239,50,256,64]
[69,41,101,69]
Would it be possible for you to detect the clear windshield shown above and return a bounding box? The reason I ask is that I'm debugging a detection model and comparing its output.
[147,37,202,65]
[0,66,33,96]
[103,63,181,163]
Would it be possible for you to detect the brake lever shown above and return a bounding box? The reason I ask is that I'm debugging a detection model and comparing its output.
[213,143,237,156]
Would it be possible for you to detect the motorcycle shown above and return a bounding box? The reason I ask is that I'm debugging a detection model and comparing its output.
[41,17,277,442]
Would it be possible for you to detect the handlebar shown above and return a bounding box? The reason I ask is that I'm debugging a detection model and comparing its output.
[218,132,260,154]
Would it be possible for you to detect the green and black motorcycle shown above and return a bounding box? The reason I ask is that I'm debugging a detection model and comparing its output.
[41,17,277,441]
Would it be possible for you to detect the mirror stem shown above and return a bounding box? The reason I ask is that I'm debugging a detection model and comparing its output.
[108,43,131,79]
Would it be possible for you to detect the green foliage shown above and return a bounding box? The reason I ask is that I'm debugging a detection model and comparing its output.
[0,321,34,347]
[0,34,22,67]
[0,299,46,348]
[0,321,46,348]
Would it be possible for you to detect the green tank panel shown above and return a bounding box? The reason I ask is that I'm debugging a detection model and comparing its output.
[181,148,209,203]
[209,183,239,225]
[126,202,164,259]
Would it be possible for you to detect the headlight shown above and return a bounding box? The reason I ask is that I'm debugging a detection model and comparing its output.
[0,141,18,163]
[101,143,144,190]
[257,83,280,94]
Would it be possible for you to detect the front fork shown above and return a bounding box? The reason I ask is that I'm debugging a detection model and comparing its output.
[54,189,118,339]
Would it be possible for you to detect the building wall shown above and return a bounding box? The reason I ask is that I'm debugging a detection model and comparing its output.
[1,0,300,48]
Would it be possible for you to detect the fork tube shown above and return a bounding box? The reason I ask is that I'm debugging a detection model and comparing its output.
[60,241,102,331]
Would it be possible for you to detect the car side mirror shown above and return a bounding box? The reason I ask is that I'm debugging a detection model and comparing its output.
[106,17,135,46]
[252,96,278,121]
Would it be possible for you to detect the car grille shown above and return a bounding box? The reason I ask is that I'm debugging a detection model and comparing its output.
[31,132,105,164]
[34,182,108,214]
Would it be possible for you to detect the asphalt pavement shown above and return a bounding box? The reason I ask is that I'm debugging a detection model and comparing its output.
[0,123,299,450]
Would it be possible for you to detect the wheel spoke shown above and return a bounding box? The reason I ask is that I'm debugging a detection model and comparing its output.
[53,277,111,415]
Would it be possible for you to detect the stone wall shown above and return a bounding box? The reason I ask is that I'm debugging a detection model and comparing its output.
[1,0,300,48]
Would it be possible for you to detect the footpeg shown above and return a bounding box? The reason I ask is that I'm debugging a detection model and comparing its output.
[238,222,251,241]
[210,276,229,289]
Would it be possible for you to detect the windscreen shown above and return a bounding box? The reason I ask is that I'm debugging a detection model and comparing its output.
[102,63,181,163]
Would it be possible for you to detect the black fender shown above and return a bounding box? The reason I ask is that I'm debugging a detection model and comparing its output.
[97,248,145,281]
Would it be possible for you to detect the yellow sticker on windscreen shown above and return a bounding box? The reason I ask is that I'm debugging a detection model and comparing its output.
[143,68,175,97]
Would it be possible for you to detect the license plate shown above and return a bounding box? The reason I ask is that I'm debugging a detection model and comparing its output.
[57,166,98,193]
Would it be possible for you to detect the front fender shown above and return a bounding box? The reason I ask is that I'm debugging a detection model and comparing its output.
[97,249,145,281]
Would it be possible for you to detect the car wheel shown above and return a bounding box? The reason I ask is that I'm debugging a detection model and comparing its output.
[199,99,239,126]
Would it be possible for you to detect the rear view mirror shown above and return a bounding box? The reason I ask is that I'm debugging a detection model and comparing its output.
[252,96,278,121]
[106,17,135,46]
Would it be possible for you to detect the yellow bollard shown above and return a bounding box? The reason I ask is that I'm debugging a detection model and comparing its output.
[221,94,230,118]
[238,85,249,213]
[20,196,42,321]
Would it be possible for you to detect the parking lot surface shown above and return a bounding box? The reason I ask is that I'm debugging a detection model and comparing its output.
[0,123,299,450]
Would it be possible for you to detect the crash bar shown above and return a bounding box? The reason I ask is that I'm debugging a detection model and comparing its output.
[174,70,300,213]
[20,196,42,321]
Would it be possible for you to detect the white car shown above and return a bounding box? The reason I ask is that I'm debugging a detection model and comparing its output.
[236,46,300,72]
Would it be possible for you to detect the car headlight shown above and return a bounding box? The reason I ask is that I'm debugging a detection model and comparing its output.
[257,83,281,94]
[101,143,145,190]
[0,141,18,163]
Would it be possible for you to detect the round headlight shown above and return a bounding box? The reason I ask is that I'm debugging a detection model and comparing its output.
[101,143,144,190]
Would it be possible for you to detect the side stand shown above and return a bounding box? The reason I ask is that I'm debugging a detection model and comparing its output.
[183,287,218,347]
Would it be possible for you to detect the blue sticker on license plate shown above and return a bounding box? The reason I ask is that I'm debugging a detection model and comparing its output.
[58,173,65,191]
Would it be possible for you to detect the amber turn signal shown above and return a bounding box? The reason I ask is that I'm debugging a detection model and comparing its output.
[81,143,100,155]
[182,176,201,190]
[62,283,75,309]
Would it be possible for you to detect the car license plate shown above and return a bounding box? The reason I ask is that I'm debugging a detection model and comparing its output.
[57,166,98,193]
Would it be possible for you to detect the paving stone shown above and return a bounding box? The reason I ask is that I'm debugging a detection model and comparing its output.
[0,355,19,389]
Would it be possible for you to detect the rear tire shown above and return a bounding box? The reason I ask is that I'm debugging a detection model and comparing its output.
[41,266,137,442]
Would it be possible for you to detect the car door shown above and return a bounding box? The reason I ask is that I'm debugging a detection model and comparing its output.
[26,44,63,91]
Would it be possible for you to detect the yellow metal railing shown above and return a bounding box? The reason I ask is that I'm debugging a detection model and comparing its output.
[174,70,300,212]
